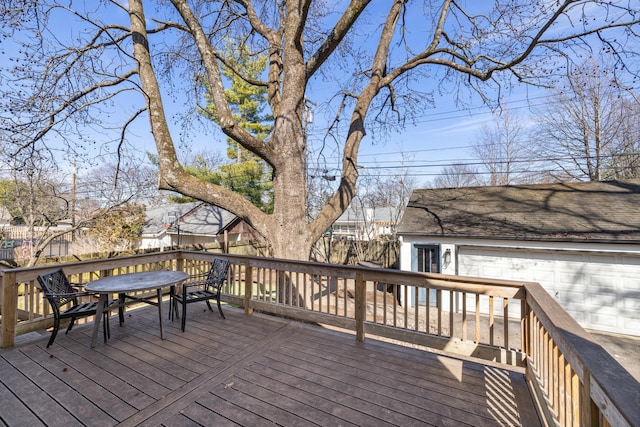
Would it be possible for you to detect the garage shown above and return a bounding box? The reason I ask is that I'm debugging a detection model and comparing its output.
[398,180,640,339]
[457,245,640,336]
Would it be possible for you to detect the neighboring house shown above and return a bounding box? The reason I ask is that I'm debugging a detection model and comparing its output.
[397,180,640,337]
[329,205,401,241]
[139,202,260,250]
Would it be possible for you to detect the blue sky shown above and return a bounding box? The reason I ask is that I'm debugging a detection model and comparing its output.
[2,2,637,189]
[135,2,554,187]
[302,81,545,186]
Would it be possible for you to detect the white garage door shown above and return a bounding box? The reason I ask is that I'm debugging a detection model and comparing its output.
[458,246,640,337]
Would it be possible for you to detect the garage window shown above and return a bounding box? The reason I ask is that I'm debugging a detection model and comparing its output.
[416,244,440,273]
[415,244,440,306]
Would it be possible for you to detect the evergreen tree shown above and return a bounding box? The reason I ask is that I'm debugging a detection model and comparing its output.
[200,44,274,213]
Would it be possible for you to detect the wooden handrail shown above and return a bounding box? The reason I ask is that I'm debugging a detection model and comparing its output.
[525,281,638,427]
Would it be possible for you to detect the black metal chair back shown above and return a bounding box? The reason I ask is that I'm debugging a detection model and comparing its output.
[38,269,78,316]
[170,257,230,331]
[37,268,109,347]
[203,258,229,293]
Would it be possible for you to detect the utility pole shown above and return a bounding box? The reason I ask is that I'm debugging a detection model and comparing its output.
[71,160,76,242]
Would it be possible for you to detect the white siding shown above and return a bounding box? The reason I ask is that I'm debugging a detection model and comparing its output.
[458,246,640,337]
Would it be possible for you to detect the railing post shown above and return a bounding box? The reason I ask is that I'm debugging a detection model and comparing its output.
[244,262,253,315]
[580,369,600,427]
[503,298,509,349]
[355,270,365,342]
[522,299,529,358]
[1,271,17,348]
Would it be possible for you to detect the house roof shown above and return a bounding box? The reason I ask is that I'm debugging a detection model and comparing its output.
[334,205,399,224]
[143,202,237,237]
[398,180,640,242]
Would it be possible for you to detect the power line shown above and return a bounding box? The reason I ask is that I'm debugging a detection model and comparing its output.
[307,80,639,133]
[304,81,640,160]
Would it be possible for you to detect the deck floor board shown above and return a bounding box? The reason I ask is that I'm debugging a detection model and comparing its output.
[0,305,542,427]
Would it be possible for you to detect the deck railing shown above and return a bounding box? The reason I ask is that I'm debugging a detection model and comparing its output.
[1,250,637,427]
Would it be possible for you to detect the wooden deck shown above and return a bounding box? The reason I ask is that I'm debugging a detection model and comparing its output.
[0,304,542,426]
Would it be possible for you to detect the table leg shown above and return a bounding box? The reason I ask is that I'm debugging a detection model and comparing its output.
[91,294,107,348]
[157,288,164,339]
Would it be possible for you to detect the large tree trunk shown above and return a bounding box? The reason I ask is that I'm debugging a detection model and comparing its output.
[263,120,312,260]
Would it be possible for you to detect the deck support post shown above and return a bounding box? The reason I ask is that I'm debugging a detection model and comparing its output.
[1,271,17,348]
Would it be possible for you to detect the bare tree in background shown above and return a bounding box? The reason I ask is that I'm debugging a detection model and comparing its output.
[609,98,640,179]
[80,162,161,209]
[0,151,158,265]
[353,161,416,240]
[1,1,639,263]
[533,59,640,181]
[472,108,534,186]
[0,149,75,266]
[433,164,482,188]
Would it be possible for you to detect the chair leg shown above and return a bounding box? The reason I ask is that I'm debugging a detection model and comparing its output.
[181,299,187,332]
[169,286,176,320]
[169,290,180,321]
[168,293,173,320]
[216,296,226,319]
[66,317,76,334]
[47,317,61,348]
[118,293,125,326]
[205,301,214,312]
[172,298,179,321]
[103,311,110,342]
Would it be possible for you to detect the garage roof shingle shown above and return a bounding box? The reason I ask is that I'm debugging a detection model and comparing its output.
[398,180,640,242]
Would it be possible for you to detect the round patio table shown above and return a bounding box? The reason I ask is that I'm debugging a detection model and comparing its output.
[85,270,188,348]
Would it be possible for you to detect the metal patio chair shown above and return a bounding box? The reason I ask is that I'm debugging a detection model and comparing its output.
[170,258,229,332]
[37,268,112,348]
